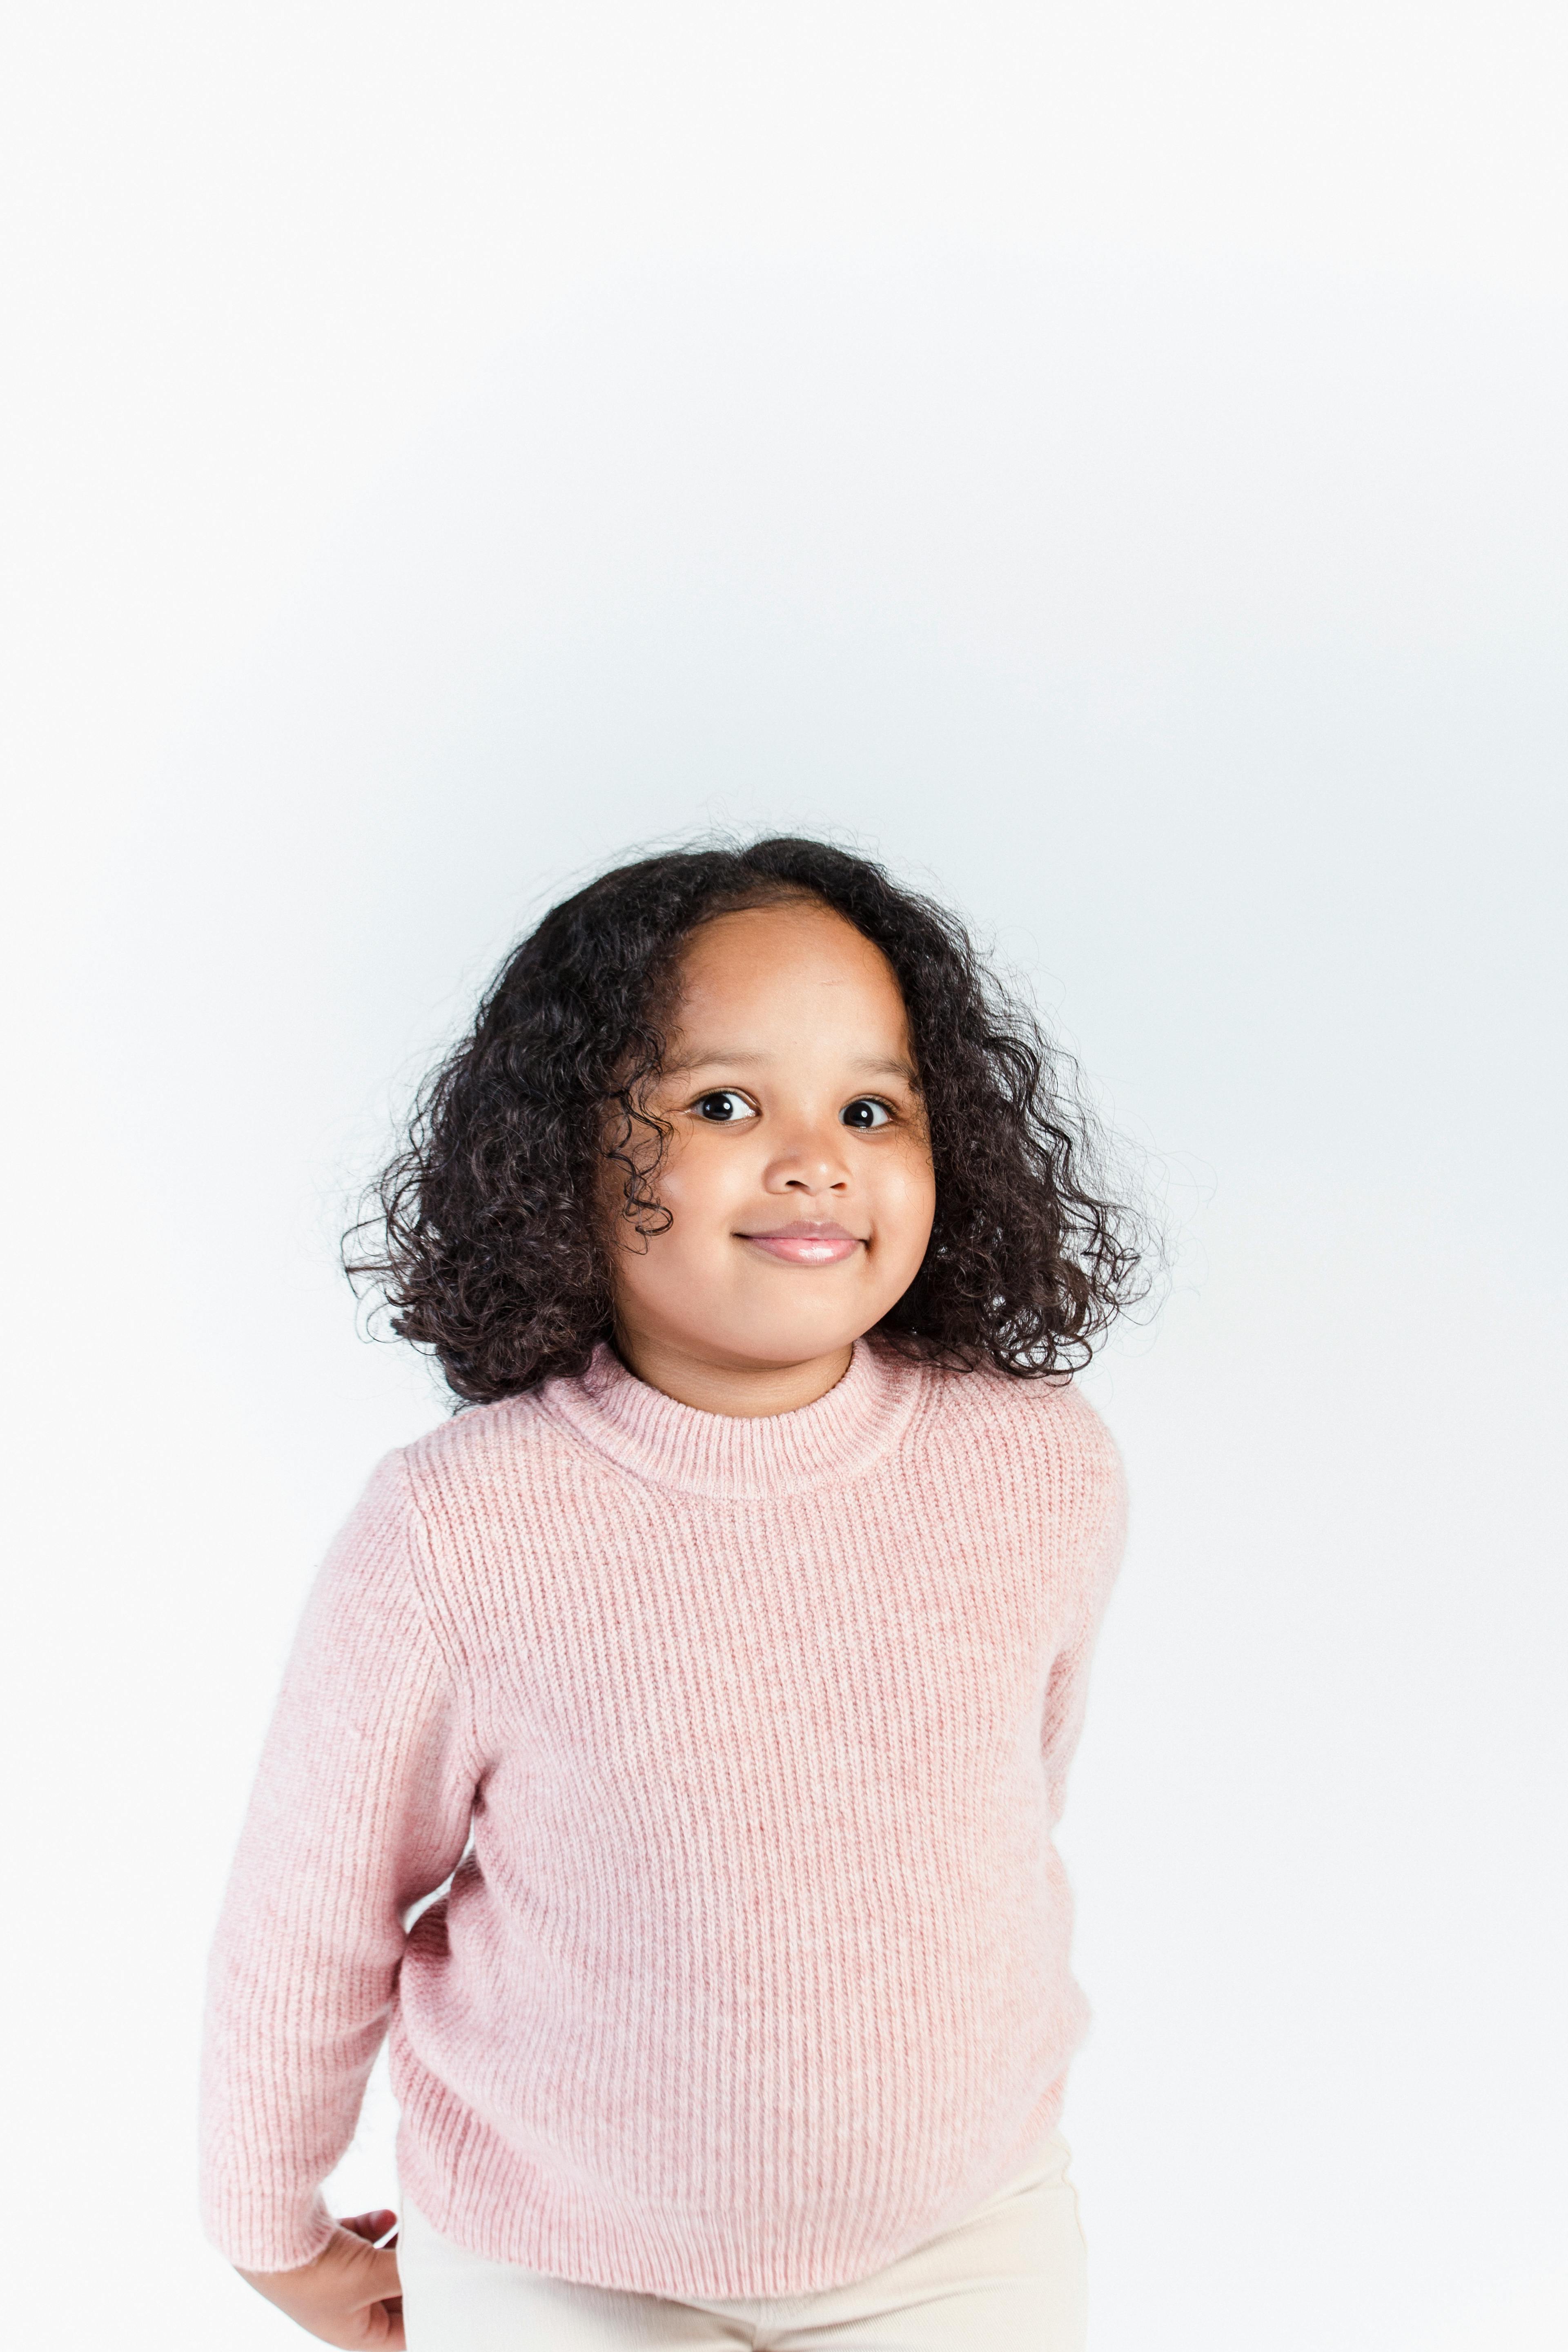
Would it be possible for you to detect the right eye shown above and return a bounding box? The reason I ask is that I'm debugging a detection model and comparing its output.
[692,1090,758,1123]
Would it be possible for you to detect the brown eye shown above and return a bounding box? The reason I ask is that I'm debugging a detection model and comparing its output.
[840,1097,892,1129]
[693,1091,758,1123]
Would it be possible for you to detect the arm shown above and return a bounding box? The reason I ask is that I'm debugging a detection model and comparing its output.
[199,1448,475,2283]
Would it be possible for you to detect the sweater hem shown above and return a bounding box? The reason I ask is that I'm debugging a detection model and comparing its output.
[391,2067,1076,2300]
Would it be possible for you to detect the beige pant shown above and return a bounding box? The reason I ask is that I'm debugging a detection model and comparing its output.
[397,2129,1088,2350]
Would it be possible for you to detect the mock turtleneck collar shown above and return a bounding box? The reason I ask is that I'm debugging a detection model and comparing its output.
[536,1336,924,1501]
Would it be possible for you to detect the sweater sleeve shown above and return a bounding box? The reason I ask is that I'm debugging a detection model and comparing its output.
[198,1448,475,2273]
[1040,1408,1129,1830]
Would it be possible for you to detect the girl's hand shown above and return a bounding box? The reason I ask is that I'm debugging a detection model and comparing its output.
[237,2209,405,2347]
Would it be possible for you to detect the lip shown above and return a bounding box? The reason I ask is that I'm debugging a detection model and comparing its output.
[737,1222,866,1265]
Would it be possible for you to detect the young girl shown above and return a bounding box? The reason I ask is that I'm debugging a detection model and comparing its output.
[200,835,1145,2351]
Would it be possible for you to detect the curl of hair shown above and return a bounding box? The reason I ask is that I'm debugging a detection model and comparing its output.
[342,836,1153,1407]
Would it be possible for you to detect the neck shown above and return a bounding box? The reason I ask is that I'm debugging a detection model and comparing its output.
[610,1327,855,1417]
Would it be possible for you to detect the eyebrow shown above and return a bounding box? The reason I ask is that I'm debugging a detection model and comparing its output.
[665,1049,920,1085]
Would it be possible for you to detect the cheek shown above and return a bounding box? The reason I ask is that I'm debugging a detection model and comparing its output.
[621,1127,749,1254]
[653,1131,735,1217]
[878,1145,937,1253]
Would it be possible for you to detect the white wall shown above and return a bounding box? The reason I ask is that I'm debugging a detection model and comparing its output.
[4,10,1564,2349]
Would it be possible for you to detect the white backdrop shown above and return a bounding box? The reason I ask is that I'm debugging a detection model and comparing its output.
[3,10,1564,2350]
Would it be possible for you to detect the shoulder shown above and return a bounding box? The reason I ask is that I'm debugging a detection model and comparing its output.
[918,1356,1121,1471]
[909,1356,1127,1540]
[354,1388,583,1632]
[392,1383,571,1501]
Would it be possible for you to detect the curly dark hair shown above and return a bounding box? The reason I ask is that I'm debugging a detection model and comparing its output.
[342,835,1152,1406]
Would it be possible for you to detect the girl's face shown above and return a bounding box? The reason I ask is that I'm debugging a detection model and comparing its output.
[604,900,937,1404]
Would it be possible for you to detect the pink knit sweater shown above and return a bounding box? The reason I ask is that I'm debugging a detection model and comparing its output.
[199,1336,1127,2297]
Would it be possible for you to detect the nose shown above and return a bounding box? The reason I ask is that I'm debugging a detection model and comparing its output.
[761,1114,852,1196]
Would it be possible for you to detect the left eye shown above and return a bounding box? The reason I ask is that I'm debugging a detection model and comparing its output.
[693,1091,758,1122]
[840,1098,892,1129]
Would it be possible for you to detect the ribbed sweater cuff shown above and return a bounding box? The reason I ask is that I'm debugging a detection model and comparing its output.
[203,2177,336,2274]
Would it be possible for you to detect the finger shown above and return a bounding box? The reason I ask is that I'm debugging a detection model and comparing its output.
[341,2209,397,2243]
[325,2229,404,2316]
[360,2292,407,2350]
[356,2244,403,2308]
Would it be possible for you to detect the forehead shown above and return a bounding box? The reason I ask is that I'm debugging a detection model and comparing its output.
[670,903,909,1038]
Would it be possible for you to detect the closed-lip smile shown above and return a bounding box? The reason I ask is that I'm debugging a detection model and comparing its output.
[736,1221,866,1265]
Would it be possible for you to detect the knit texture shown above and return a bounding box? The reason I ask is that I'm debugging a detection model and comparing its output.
[199,1336,1127,2297]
